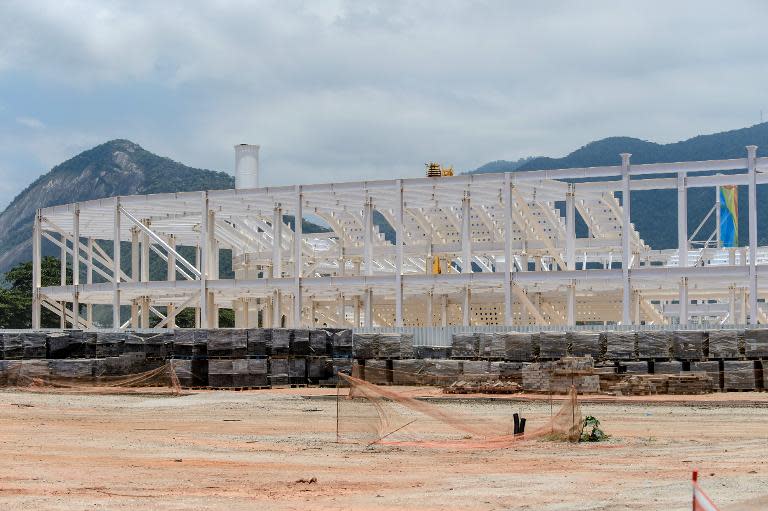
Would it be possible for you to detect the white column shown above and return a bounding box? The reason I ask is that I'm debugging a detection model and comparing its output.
[364,289,373,327]
[167,235,176,328]
[85,237,93,325]
[112,198,121,328]
[364,198,373,276]
[566,284,576,326]
[131,228,139,282]
[747,145,758,324]
[620,153,632,324]
[140,225,150,283]
[566,185,576,326]
[272,205,282,278]
[293,187,303,326]
[71,204,80,328]
[141,296,150,328]
[353,295,361,327]
[678,172,689,326]
[337,292,345,327]
[271,289,281,327]
[461,192,472,273]
[426,290,433,327]
[729,285,736,324]
[715,185,722,248]
[60,229,67,328]
[199,192,209,328]
[207,210,217,327]
[503,175,514,325]
[32,210,42,329]
[395,180,404,327]
[441,294,448,326]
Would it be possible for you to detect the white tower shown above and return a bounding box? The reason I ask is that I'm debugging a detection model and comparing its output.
[234,144,260,189]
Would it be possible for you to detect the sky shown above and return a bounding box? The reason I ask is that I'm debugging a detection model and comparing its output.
[1,0,767,209]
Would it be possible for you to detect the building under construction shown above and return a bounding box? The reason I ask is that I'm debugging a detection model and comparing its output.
[31,144,768,330]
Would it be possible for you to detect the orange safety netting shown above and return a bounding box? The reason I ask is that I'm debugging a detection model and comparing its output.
[337,371,582,448]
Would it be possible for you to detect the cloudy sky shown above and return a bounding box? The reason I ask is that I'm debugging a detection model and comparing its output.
[0,0,767,208]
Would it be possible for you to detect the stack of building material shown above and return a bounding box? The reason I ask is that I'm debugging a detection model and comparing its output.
[653,360,683,374]
[424,359,461,385]
[392,359,423,385]
[672,331,707,360]
[522,357,599,393]
[46,331,86,358]
[744,329,768,358]
[352,333,379,359]
[501,332,535,361]
[637,331,672,359]
[666,373,713,394]
[690,361,722,391]
[363,359,389,384]
[22,332,47,359]
[378,334,402,358]
[478,333,505,359]
[246,329,270,356]
[309,330,329,356]
[462,360,492,382]
[413,346,451,359]
[0,360,21,385]
[603,331,636,360]
[270,329,291,356]
[170,359,208,387]
[538,332,568,359]
[307,357,334,382]
[208,359,268,387]
[268,358,289,386]
[609,374,658,396]
[332,358,353,379]
[594,365,620,392]
[331,330,353,358]
[568,332,602,358]
[290,329,311,356]
[95,332,124,357]
[18,360,51,379]
[708,330,743,359]
[48,359,95,378]
[172,330,207,358]
[621,361,649,374]
[495,361,528,383]
[723,361,756,390]
[444,380,522,394]
[450,333,479,358]
[2,334,23,360]
[123,333,146,356]
[207,329,247,358]
[289,358,306,384]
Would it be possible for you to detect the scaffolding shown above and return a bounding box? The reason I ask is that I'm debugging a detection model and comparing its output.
[32,146,768,329]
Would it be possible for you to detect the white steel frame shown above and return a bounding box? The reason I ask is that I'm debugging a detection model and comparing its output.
[32,147,768,329]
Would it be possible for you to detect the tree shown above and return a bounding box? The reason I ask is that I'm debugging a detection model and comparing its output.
[0,257,70,328]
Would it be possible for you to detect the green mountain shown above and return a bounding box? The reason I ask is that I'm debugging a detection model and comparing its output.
[0,139,235,273]
[469,123,768,249]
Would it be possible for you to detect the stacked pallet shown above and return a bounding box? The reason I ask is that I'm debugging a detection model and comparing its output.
[331,330,353,358]
[744,329,768,358]
[500,332,535,361]
[363,359,389,384]
[478,333,505,359]
[496,361,528,383]
[207,329,247,358]
[208,359,268,388]
[609,375,658,395]
[539,332,568,359]
[603,331,636,360]
[672,331,707,360]
[246,329,270,356]
[653,360,683,374]
[450,333,478,358]
[622,361,649,374]
[569,331,602,358]
[1,333,23,360]
[270,329,292,356]
[637,331,672,359]
[172,330,207,358]
[46,331,86,359]
[268,358,289,386]
[723,361,757,390]
[666,373,713,394]
[413,346,451,359]
[708,330,743,359]
[462,360,494,382]
[352,333,379,358]
[690,361,721,391]
[95,332,124,357]
[444,380,522,394]
[352,332,414,359]
[522,357,599,393]
[171,359,208,387]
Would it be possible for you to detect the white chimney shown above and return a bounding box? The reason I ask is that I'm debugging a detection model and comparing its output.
[234,144,260,189]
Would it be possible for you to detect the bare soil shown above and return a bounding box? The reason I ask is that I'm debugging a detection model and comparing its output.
[0,388,766,510]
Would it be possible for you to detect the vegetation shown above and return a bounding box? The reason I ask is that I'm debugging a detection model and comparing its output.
[0,257,68,328]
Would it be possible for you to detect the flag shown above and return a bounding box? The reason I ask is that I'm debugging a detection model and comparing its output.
[719,185,738,247]
[692,470,720,511]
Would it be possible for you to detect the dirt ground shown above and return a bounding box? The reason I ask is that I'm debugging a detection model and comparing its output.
[0,387,767,510]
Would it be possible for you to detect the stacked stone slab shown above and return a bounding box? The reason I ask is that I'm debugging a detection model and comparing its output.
[723,361,757,390]
[207,329,247,358]
[290,330,311,356]
[538,332,568,359]
[331,330,353,358]
[568,331,602,359]
[637,331,672,359]
[363,359,389,384]
[270,329,291,356]
[653,360,683,374]
[95,332,125,357]
[171,359,208,387]
[708,330,743,359]
[690,361,721,390]
[413,346,451,359]
[173,330,207,358]
[500,332,535,361]
[309,330,329,356]
[744,329,768,358]
[352,332,413,359]
[603,331,636,360]
[45,331,86,359]
[621,361,649,374]
[496,361,528,383]
[246,329,270,356]
[208,359,268,387]
[522,356,599,393]
[268,358,289,386]
[450,333,478,358]
[478,333,505,359]
[672,331,707,360]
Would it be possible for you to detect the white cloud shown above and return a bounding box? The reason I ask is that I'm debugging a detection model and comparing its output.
[15,116,45,129]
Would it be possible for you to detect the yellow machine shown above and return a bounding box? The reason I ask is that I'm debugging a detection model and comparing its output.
[425,162,454,177]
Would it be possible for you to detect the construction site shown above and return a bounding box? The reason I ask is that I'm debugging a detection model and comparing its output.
[1,146,767,509]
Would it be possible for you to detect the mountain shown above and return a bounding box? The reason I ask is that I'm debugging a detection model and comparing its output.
[469,123,768,249]
[0,139,235,273]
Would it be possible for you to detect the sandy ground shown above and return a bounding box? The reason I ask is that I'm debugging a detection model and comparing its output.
[0,387,767,510]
